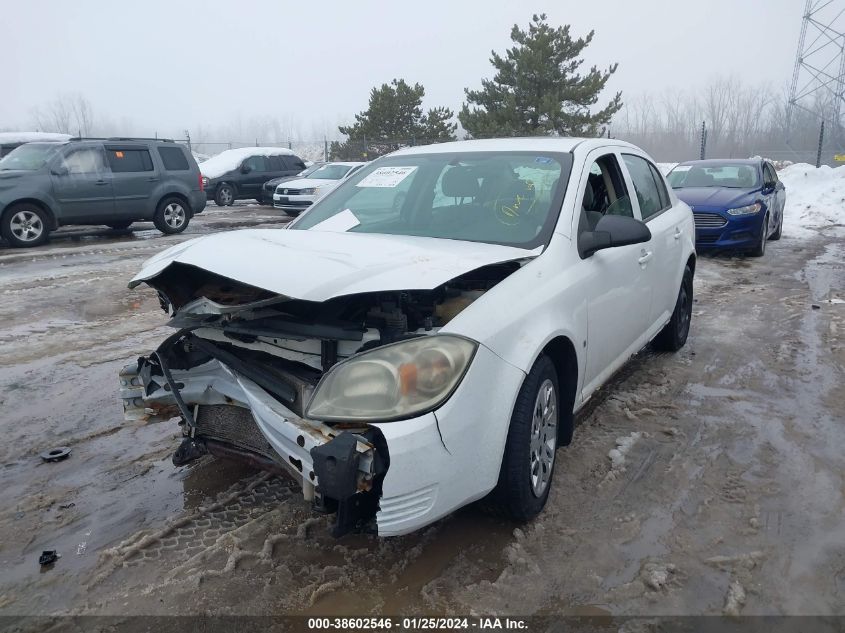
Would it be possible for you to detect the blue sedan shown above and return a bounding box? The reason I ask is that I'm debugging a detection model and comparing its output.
[666,159,786,256]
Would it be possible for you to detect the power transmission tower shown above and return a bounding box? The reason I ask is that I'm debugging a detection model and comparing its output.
[787,0,845,139]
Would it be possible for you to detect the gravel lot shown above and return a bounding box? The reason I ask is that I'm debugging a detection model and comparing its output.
[0,204,843,619]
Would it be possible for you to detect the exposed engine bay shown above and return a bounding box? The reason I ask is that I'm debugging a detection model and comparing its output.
[120,260,520,536]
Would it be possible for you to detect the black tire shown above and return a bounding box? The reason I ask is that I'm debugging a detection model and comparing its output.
[214,184,235,207]
[108,221,133,230]
[1,203,50,248]
[749,213,768,257]
[770,211,783,240]
[153,197,190,235]
[653,265,693,352]
[479,355,560,521]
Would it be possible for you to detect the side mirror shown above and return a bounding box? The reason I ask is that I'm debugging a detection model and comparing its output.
[578,214,651,258]
[51,165,68,176]
[240,163,252,174]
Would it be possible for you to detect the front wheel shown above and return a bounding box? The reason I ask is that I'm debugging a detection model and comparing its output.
[153,197,190,235]
[770,211,783,240]
[749,214,768,257]
[479,354,559,521]
[653,265,693,352]
[1,204,50,248]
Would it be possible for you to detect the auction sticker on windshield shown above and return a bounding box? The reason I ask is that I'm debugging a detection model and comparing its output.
[356,166,416,188]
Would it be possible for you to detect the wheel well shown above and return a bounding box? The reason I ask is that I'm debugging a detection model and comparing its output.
[686,253,696,276]
[157,192,192,215]
[3,199,58,230]
[540,336,578,447]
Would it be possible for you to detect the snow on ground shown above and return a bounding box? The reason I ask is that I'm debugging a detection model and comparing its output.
[199,146,294,179]
[779,163,845,238]
[0,131,72,144]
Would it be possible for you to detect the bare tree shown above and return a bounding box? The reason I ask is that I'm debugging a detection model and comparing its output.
[31,92,95,136]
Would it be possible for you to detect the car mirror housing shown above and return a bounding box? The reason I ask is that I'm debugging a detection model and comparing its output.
[579,214,652,258]
[50,165,68,176]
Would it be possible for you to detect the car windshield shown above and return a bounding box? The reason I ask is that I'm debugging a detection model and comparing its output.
[667,163,760,189]
[0,143,63,171]
[292,151,572,249]
[308,164,355,180]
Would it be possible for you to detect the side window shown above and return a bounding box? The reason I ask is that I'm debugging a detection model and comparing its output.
[157,146,190,171]
[647,162,671,211]
[106,148,154,173]
[622,154,663,221]
[243,155,268,172]
[267,156,283,171]
[579,153,633,233]
[763,163,777,186]
[61,148,107,174]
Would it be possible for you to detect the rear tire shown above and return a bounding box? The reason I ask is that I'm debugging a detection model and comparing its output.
[153,197,190,235]
[1,203,50,248]
[479,354,559,521]
[653,265,693,352]
[215,184,235,207]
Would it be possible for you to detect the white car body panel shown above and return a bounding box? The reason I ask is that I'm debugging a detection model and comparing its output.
[123,137,695,537]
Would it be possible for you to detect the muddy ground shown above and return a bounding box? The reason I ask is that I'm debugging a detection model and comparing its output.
[0,206,843,619]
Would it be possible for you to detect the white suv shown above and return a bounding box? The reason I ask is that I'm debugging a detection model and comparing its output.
[122,138,695,537]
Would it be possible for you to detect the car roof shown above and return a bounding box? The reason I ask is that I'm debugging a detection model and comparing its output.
[389,137,638,156]
[677,158,762,167]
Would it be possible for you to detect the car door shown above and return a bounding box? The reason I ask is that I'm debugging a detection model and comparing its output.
[104,145,158,219]
[763,162,784,227]
[240,155,270,197]
[50,144,115,221]
[576,150,654,397]
[621,153,684,331]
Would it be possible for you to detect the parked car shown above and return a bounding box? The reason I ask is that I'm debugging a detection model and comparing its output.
[200,148,306,206]
[121,138,695,537]
[666,158,785,256]
[273,161,365,215]
[260,162,324,205]
[0,137,205,247]
[0,132,72,158]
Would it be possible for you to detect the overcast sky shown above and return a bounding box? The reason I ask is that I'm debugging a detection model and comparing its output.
[5,0,803,140]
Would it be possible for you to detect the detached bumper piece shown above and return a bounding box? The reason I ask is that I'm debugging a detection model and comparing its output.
[119,329,390,537]
[311,431,389,537]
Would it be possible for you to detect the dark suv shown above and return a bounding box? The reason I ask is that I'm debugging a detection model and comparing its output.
[200,149,307,206]
[0,138,206,247]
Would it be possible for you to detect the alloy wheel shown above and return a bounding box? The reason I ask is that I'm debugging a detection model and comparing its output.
[10,210,44,243]
[163,203,186,228]
[529,379,557,497]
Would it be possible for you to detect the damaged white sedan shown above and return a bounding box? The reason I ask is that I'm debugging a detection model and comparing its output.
[120,138,696,536]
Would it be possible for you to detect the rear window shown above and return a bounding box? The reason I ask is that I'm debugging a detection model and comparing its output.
[158,146,190,171]
[107,148,154,172]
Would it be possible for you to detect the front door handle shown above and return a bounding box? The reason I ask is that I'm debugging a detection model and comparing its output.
[147,177,159,182]
[95,180,109,186]
[638,250,653,266]
[674,227,682,240]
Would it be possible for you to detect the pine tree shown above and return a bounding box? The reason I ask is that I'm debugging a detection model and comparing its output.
[330,79,457,160]
[459,14,622,138]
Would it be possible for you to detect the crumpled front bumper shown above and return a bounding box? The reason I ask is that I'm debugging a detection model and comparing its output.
[119,357,383,536]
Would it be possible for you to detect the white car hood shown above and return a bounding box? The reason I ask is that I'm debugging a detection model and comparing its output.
[277,177,339,190]
[130,229,540,302]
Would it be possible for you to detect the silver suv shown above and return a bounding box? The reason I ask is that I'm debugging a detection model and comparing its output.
[0,137,206,247]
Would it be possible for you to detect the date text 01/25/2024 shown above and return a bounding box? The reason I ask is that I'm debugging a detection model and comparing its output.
[307,617,528,630]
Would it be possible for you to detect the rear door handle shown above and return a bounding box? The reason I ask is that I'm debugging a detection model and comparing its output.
[674,227,682,240]
[95,180,109,186]
[638,250,653,265]
[147,177,159,182]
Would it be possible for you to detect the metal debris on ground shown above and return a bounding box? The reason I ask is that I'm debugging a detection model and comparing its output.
[40,447,71,462]
[38,551,59,566]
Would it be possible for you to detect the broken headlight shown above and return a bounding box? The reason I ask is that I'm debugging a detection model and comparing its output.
[306,335,477,422]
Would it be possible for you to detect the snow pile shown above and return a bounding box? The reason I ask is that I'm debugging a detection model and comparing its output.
[608,432,643,472]
[200,146,294,179]
[779,163,845,238]
[0,131,72,144]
